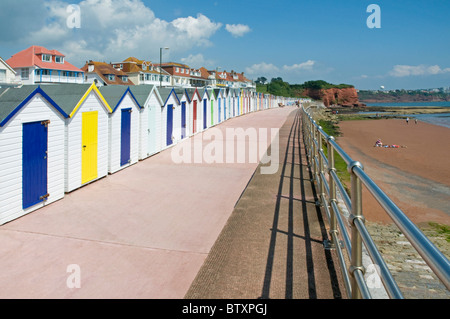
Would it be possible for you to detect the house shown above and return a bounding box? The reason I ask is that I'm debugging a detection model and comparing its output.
[157,88,181,149]
[159,62,192,87]
[117,57,171,87]
[41,83,113,192]
[80,61,133,86]
[189,68,206,87]
[99,86,142,174]
[6,46,84,85]
[0,57,20,86]
[0,85,69,225]
[129,85,164,159]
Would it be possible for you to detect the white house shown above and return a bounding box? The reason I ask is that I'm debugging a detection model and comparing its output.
[0,57,20,86]
[6,46,84,85]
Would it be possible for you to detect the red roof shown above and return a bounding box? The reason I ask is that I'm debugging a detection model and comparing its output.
[6,46,82,72]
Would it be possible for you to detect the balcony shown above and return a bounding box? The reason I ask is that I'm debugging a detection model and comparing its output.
[36,74,84,84]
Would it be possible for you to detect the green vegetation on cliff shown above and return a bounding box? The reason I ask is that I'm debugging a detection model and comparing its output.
[256,78,354,98]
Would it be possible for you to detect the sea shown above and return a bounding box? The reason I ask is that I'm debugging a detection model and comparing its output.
[362,101,450,129]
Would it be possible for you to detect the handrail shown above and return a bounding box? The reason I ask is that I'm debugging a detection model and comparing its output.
[301,105,450,299]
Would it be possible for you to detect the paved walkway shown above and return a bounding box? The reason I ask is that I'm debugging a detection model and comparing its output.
[185,109,346,299]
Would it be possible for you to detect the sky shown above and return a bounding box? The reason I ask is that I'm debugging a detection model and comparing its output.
[1,0,449,90]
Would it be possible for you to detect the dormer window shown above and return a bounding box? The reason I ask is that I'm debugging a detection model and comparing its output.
[42,54,51,62]
[55,56,64,63]
[121,75,128,82]
[107,74,115,81]
[142,65,147,71]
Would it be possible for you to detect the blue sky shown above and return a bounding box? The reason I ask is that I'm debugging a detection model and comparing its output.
[1,0,449,90]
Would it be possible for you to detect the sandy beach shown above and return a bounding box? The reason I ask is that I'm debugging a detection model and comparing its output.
[336,118,450,226]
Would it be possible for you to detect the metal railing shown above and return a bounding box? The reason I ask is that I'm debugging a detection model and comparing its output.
[301,105,450,299]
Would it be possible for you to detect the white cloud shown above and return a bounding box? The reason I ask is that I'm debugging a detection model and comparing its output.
[389,64,450,77]
[283,60,316,71]
[180,54,214,68]
[4,0,223,66]
[225,24,251,38]
[245,62,280,76]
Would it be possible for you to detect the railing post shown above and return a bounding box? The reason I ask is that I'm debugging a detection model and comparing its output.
[348,161,365,299]
[327,136,338,248]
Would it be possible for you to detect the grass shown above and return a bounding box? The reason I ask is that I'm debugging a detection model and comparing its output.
[317,119,351,190]
[427,222,450,243]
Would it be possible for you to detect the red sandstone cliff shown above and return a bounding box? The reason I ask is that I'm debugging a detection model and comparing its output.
[302,87,364,107]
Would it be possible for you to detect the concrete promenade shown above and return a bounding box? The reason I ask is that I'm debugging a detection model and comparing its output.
[0,106,345,299]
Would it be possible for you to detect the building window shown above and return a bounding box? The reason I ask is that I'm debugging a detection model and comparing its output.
[175,67,179,73]
[55,56,64,63]
[121,76,128,82]
[142,65,147,71]
[21,68,29,80]
[140,74,144,81]
[42,54,51,62]
[107,74,115,81]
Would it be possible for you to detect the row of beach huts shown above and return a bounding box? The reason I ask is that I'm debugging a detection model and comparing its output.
[0,83,300,225]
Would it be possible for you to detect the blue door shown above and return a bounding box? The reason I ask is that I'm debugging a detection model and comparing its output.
[203,99,207,129]
[22,121,48,209]
[181,101,186,139]
[121,108,131,166]
[167,104,173,146]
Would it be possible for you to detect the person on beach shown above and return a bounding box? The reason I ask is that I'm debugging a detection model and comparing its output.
[406,117,409,124]
[374,138,383,147]
[415,118,418,124]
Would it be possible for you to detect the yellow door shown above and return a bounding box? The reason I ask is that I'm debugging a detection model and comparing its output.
[82,111,98,184]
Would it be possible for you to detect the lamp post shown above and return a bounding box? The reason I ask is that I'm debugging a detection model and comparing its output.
[160,47,169,88]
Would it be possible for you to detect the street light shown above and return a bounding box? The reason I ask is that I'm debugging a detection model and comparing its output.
[160,47,169,88]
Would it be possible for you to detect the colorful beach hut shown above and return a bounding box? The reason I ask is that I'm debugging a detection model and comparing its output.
[129,85,163,159]
[0,85,69,224]
[185,88,202,135]
[174,88,191,140]
[99,86,142,174]
[43,83,112,193]
[198,88,210,131]
[158,88,181,149]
